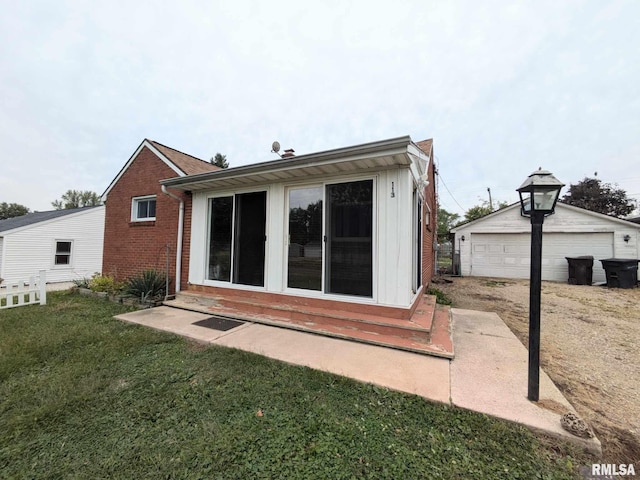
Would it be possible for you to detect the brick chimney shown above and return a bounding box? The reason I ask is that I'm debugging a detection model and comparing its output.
[281,148,295,158]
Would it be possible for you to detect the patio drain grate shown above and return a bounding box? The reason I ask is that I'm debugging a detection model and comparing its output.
[192,316,245,332]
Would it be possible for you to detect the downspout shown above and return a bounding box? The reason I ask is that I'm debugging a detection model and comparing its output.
[161,185,184,296]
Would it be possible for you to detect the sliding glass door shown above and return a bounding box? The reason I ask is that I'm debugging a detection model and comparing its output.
[286,179,373,298]
[208,197,233,282]
[412,188,422,293]
[207,191,266,287]
[326,180,373,296]
[233,192,267,286]
[287,187,323,290]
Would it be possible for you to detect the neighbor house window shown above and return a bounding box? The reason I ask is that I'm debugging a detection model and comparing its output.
[131,195,156,221]
[54,240,72,266]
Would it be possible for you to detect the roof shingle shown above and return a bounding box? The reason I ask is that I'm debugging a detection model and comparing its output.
[415,139,433,155]
[0,206,102,234]
[149,140,220,175]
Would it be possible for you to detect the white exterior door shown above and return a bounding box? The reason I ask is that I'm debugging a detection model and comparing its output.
[469,232,614,282]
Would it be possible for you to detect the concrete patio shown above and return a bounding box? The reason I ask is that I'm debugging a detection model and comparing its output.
[115,304,601,456]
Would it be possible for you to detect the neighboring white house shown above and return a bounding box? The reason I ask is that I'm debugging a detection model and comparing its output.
[0,206,104,287]
[451,202,640,283]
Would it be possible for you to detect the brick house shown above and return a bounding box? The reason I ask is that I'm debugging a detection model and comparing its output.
[101,140,219,290]
[103,136,448,355]
[417,139,436,289]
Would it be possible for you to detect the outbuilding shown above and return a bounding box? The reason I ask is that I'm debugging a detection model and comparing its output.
[451,203,640,283]
[0,206,105,287]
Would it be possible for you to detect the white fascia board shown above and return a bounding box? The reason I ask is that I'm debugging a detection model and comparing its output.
[450,202,640,233]
[558,203,640,229]
[161,136,413,190]
[101,140,185,201]
[450,203,521,233]
[407,143,430,185]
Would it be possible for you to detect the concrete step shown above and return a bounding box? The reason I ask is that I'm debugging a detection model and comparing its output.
[184,286,416,319]
[173,291,434,339]
[165,290,454,358]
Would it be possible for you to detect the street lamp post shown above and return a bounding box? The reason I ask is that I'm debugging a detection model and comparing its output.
[517,169,564,401]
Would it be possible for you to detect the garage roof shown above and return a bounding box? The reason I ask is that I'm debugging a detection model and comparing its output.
[452,202,640,232]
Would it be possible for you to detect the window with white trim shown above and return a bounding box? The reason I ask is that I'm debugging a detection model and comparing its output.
[131,195,157,221]
[54,240,73,266]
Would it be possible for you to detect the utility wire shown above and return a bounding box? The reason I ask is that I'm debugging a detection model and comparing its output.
[435,155,465,212]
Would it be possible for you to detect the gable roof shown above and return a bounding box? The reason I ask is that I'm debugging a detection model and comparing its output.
[148,140,220,175]
[414,139,433,157]
[451,201,640,232]
[101,139,220,200]
[0,206,102,234]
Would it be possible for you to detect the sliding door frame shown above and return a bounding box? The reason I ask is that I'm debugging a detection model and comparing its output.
[284,175,377,301]
[204,188,269,290]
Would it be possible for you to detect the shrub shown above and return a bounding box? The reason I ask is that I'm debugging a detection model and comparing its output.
[72,277,91,289]
[89,273,125,296]
[427,286,453,305]
[125,270,167,303]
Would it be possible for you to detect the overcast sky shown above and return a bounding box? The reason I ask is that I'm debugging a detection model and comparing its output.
[1,0,638,217]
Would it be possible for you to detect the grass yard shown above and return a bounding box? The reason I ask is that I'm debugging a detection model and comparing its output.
[0,292,589,479]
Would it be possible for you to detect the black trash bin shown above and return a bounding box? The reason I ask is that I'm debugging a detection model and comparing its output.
[599,258,639,289]
[565,256,594,285]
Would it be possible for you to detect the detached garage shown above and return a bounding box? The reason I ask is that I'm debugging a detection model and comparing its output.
[451,203,640,283]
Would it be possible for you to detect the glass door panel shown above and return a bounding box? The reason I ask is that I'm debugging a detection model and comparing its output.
[207,196,233,281]
[412,189,422,292]
[326,180,373,297]
[287,187,323,290]
[233,191,267,286]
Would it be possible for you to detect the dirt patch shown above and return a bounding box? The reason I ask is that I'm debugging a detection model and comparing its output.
[435,276,640,464]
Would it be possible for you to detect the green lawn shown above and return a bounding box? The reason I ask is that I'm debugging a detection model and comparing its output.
[0,292,588,479]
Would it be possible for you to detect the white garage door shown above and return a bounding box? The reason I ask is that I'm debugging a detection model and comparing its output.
[470,232,613,282]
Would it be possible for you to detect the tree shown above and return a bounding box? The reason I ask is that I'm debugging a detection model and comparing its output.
[463,200,509,223]
[0,202,30,220]
[52,190,102,210]
[210,153,229,169]
[561,177,635,218]
[464,204,492,223]
[437,207,460,239]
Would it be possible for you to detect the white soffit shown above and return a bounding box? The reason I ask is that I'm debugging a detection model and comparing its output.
[161,137,415,192]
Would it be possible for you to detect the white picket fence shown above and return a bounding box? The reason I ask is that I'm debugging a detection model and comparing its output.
[0,270,47,310]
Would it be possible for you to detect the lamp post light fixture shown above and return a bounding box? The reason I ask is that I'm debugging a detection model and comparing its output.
[517,168,564,401]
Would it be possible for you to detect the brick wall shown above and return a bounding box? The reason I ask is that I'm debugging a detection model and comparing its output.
[102,146,191,293]
[422,152,436,288]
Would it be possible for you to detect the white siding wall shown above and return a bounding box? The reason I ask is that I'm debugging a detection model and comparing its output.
[454,204,640,280]
[0,237,4,280]
[376,169,413,306]
[189,193,208,284]
[189,169,416,308]
[265,184,284,292]
[0,207,104,285]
